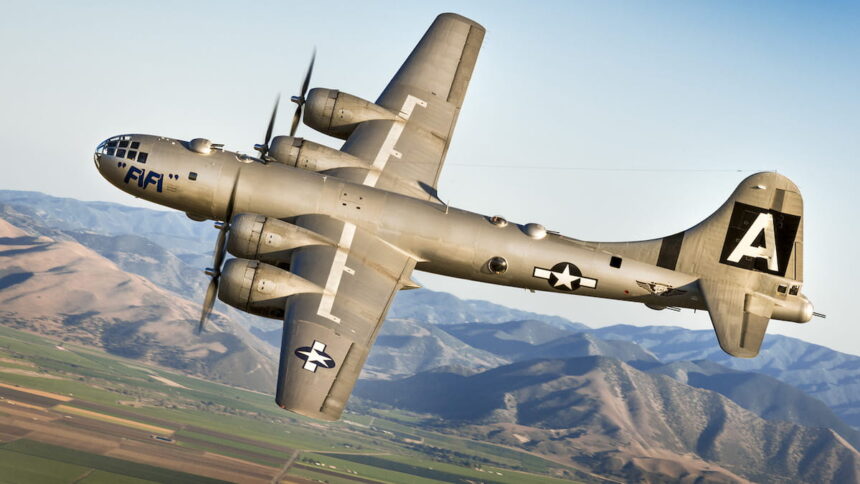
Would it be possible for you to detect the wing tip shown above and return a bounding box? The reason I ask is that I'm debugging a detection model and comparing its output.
[437,12,486,32]
[717,340,761,359]
[710,315,765,359]
[276,397,342,422]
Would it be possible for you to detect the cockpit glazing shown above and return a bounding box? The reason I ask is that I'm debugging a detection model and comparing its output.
[96,135,149,163]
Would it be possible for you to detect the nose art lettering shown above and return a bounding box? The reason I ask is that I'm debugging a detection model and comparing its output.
[123,166,163,193]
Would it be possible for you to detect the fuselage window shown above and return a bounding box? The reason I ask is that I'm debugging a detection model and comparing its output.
[137,152,148,163]
[116,149,126,158]
[119,140,129,148]
[188,172,197,181]
[127,150,137,160]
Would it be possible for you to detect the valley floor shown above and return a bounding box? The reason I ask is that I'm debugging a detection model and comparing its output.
[0,325,589,484]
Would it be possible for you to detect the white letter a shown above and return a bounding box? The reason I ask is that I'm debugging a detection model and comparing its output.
[728,212,778,271]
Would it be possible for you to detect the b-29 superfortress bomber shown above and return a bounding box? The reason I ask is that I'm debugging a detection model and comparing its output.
[95,13,818,421]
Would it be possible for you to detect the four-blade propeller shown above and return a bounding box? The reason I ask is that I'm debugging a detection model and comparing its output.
[201,50,315,333]
[197,177,238,334]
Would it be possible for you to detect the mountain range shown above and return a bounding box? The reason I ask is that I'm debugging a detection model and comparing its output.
[356,356,859,483]
[0,214,276,392]
[1,189,858,483]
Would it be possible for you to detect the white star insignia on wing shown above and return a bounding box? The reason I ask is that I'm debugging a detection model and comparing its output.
[298,341,333,371]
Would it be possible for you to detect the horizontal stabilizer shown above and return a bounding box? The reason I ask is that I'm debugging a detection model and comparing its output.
[699,279,774,358]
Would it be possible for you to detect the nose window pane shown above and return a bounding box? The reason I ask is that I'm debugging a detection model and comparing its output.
[137,152,148,163]
[127,150,137,160]
[116,149,126,158]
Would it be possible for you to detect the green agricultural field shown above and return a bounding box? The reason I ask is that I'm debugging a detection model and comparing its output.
[0,448,92,484]
[0,325,585,483]
[302,452,578,484]
[0,440,227,484]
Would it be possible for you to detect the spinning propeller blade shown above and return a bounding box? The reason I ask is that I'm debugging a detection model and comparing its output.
[290,50,316,137]
[197,176,240,333]
[254,95,280,158]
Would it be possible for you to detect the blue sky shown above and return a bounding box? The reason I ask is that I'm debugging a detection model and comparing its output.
[1,1,857,354]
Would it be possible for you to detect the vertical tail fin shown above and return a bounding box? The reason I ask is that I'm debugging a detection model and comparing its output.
[680,172,804,284]
[595,172,810,357]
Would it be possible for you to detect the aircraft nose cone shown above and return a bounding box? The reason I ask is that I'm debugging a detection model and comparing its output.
[94,139,108,172]
[93,137,123,185]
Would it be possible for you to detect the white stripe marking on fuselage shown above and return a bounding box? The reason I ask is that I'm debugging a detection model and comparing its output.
[316,95,427,323]
[533,268,552,279]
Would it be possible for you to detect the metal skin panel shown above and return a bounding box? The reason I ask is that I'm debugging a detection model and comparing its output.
[334,13,485,201]
[303,89,400,140]
[267,136,369,171]
[93,13,816,420]
[275,214,415,420]
[699,279,773,358]
[276,306,355,419]
[226,214,336,264]
[591,172,809,357]
[593,172,804,287]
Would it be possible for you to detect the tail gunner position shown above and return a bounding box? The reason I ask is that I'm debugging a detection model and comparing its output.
[94,14,819,421]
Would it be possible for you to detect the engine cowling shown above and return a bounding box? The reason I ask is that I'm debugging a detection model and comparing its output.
[267,136,369,172]
[303,88,398,139]
[217,258,323,319]
[227,214,334,266]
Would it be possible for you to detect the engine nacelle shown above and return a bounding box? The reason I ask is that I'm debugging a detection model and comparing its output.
[227,214,335,266]
[267,136,369,172]
[218,258,323,319]
[303,88,398,140]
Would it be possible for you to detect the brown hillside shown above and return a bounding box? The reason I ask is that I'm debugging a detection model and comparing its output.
[0,217,276,392]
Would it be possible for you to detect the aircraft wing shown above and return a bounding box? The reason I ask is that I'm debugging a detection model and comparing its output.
[274,214,416,420]
[699,279,774,358]
[332,13,485,200]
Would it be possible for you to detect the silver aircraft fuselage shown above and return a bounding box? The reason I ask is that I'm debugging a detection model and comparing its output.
[92,13,816,422]
[94,134,705,312]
